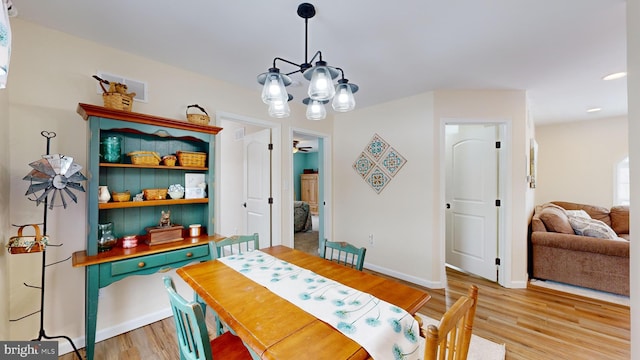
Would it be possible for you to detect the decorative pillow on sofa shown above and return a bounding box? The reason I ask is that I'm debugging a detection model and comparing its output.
[538,203,574,234]
[567,215,618,239]
[565,210,590,219]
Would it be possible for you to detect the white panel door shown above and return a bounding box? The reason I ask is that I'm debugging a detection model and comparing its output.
[445,124,499,281]
[244,128,271,249]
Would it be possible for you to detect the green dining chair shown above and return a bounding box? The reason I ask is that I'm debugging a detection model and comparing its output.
[198,233,260,335]
[322,240,367,271]
[163,276,253,360]
[213,233,260,258]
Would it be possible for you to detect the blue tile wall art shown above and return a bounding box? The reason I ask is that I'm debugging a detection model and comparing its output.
[352,133,407,194]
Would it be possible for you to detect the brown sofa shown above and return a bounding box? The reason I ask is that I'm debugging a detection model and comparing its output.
[530,201,629,296]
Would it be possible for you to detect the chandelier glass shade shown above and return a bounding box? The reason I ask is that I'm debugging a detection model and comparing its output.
[257,3,358,120]
[261,68,290,104]
[268,98,291,118]
[303,98,328,120]
[332,79,357,112]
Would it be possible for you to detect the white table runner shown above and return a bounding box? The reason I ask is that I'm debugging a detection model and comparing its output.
[218,250,422,360]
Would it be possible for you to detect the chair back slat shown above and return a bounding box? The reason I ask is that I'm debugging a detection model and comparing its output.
[424,285,479,360]
[322,240,366,271]
[214,233,259,258]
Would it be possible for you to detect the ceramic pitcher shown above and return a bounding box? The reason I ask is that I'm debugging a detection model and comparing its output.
[98,185,111,203]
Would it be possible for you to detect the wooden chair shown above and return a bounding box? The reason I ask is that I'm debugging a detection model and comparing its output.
[322,240,367,271]
[213,233,259,258]
[163,276,253,360]
[422,284,479,360]
[201,233,260,335]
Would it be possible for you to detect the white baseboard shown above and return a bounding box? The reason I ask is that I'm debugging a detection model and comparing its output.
[364,262,443,289]
[58,308,173,356]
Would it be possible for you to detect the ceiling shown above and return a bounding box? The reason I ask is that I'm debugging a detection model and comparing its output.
[11,1,628,125]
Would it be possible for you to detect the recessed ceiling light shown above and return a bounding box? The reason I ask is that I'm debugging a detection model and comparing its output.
[602,72,627,81]
[586,107,602,113]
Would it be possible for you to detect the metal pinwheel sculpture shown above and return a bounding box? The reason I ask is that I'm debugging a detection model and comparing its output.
[23,154,87,209]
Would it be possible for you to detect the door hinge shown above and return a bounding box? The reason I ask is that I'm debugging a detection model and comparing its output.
[495,258,501,266]
[495,199,501,207]
[268,143,273,150]
[495,141,501,149]
[268,197,273,204]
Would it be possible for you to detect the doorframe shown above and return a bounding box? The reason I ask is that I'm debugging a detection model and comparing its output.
[290,128,332,253]
[439,118,511,287]
[215,111,282,247]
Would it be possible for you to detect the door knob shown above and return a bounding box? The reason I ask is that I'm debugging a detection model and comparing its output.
[243,202,247,208]
[446,203,451,209]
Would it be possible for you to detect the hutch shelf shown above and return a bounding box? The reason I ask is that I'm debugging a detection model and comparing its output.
[72,103,223,360]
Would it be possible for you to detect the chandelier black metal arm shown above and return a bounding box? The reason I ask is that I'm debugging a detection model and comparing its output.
[272,49,324,77]
[258,3,358,119]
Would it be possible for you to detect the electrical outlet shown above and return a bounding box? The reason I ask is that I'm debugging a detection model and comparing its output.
[368,234,374,245]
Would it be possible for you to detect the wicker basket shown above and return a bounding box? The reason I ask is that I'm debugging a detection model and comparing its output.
[143,188,168,200]
[111,191,131,202]
[128,151,161,165]
[176,151,206,167]
[103,92,133,111]
[162,155,177,166]
[186,104,210,125]
[94,76,134,111]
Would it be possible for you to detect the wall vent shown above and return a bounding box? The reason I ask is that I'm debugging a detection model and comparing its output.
[96,71,148,103]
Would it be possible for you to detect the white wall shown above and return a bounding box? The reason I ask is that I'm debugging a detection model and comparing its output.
[333,89,530,288]
[5,19,332,353]
[333,93,439,286]
[0,78,9,340]
[535,116,628,207]
[626,1,638,358]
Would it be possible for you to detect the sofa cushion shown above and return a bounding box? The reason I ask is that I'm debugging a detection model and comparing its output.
[568,215,619,239]
[565,210,590,219]
[552,201,611,226]
[538,204,574,234]
[610,205,629,235]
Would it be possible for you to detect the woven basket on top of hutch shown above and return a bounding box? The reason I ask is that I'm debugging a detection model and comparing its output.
[71,103,223,360]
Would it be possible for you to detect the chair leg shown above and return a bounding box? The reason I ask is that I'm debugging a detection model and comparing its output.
[194,291,226,336]
[194,291,207,316]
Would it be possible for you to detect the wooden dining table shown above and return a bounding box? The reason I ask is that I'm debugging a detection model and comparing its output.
[176,245,431,360]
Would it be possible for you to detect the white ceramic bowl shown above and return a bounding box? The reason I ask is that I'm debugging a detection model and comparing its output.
[168,190,184,199]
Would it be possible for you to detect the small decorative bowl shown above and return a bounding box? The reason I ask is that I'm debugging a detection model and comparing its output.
[111,190,131,202]
[168,190,184,199]
[122,235,138,248]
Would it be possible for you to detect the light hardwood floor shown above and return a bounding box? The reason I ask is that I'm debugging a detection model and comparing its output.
[60,267,630,360]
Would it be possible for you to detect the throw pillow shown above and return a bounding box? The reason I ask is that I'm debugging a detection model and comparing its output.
[568,215,618,239]
[565,210,590,219]
[538,204,574,234]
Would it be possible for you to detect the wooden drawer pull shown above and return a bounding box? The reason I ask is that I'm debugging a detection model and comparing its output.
[186,252,193,257]
[159,267,172,273]
[138,262,146,268]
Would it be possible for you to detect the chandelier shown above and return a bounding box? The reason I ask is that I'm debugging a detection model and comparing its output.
[257,3,358,120]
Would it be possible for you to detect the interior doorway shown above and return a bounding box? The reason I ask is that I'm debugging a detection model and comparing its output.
[443,122,507,283]
[215,113,281,248]
[292,130,330,255]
